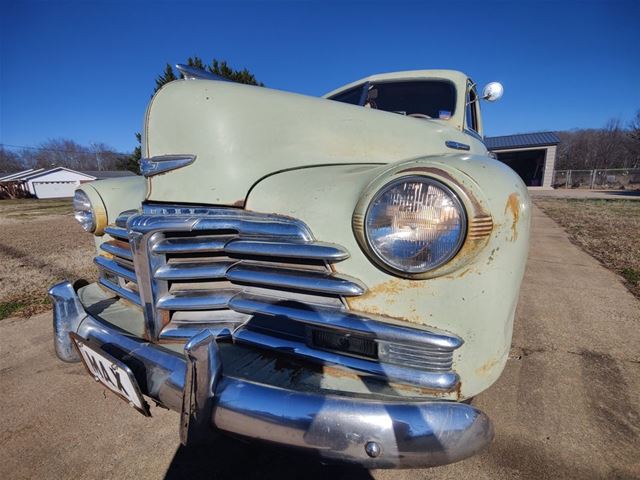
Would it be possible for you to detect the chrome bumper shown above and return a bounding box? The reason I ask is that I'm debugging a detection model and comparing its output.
[49,281,493,468]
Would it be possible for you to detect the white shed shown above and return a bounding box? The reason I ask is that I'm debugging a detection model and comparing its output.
[22,168,97,198]
[0,167,96,198]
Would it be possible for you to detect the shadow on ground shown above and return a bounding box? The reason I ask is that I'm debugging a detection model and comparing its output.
[165,435,374,480]
[598,190,640,198]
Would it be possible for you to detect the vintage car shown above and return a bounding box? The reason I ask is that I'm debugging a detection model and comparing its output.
[50,65,530,469]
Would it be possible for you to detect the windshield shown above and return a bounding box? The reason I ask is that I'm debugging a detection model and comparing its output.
[365,80,456,120]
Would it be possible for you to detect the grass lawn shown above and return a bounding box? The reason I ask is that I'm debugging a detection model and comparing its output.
[535,198,640,299]
[0,198,96,319]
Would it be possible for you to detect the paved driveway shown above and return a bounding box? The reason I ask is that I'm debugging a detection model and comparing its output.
[1,206,638,480]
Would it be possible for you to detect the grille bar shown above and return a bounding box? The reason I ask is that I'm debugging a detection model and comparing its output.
[100,240,133,261]
[154,260,235,280]
[156,289,236,311]
[225,264,365,296]
[104,226,129,240]
[152,235,231,254]
[94,256,137,283]
[229,293,462,350]
[224,239,349,260]
[99,277,141,306]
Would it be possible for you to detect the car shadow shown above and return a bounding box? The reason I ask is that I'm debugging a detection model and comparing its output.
[164,434,375,480]
[600,189,640,197]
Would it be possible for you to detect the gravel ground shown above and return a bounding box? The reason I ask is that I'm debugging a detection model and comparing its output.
[1,206,639,479]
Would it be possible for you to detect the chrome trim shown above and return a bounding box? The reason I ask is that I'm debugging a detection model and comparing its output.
[180,329,229,445]
[463,128,483,141]
[94,256,137,283]
[226,263,365,296]
[175,64,231,82]
[48,282,86,362]
[445,140,471,151]
[115,210,138,228]
[161,318,246,342]
[104,226,129,240]
[99,240,133,261]
[234,329,459,391]
[224,239,350,260]
[140,155,196,177]
[156,289,236,311]
[152,235,231,254]
[98,277,142,306]
[229,293,462,350]
[154,260,235,281]
[51,283,493,468]
[127,208,315,341]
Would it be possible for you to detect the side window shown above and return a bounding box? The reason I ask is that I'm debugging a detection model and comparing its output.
[328,85,364,105]
[466,87,478,132]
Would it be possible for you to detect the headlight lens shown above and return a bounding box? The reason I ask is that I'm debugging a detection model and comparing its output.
[365,177,466,273]
[73,190,96,232]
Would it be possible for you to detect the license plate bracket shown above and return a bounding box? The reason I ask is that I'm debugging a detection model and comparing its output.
[70,332,150,417]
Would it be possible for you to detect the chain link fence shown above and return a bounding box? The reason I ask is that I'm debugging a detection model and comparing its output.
[552,168,640,190]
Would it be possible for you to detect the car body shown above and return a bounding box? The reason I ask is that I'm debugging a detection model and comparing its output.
[50,67,530,468]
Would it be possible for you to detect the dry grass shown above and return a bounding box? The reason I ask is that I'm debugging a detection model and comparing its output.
[535,198,640,299]
[0,199,96,319]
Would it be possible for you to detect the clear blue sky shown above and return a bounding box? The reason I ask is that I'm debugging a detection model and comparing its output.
[1,0,639,153]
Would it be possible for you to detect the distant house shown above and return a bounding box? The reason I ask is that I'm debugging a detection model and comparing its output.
[0,167,136,199]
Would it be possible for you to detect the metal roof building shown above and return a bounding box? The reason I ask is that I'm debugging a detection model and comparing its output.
[484,132,560,189]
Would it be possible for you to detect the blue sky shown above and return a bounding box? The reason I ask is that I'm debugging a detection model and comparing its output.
[1,0,639,153]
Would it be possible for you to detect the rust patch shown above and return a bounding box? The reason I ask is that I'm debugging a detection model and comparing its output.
[504,192,520,241]
[232,199,245,208]
[475,355,501,377]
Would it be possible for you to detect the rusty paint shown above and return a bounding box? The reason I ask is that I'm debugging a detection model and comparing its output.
[232,199,245,208]
[475,355,501,377]
[504,192,520,241]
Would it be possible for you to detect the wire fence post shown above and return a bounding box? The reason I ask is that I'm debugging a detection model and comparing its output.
[590,169,596,189]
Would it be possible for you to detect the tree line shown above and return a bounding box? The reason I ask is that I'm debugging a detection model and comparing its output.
[0,140,130,174]
[555,112,640,170]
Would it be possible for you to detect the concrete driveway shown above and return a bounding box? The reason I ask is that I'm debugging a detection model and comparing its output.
[1,206,638,480]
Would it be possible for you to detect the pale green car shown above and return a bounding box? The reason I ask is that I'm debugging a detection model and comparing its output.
[50,65,529,468]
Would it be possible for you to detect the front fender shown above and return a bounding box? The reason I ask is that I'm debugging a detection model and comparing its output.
[245,155,531,399]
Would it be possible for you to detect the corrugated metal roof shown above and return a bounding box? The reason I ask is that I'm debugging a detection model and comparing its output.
[485,131,560,150]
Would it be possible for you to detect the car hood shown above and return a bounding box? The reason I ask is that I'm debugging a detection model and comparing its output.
[144,79,486,206]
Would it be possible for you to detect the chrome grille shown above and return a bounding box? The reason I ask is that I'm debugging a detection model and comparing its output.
[93,205,463,391]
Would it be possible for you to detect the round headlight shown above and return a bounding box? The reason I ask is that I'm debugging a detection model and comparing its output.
[73,190,96,232]
[364,177,466,274]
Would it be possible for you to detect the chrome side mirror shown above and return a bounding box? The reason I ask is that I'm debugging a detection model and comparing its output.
[482,82,504,102]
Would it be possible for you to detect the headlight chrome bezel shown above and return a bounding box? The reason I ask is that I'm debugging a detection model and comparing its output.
[353,165,493,280]
[73,188,107,235]
[363,176,467,275]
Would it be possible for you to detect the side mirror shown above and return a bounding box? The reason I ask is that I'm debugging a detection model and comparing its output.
[482,82,504,102]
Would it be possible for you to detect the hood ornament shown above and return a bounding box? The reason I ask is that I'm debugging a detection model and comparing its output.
[140,155,196,177]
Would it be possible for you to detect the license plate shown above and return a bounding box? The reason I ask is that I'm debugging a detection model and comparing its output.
[70,332,150,416]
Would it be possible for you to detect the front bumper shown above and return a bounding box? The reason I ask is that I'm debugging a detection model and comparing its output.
[50,280,493,468]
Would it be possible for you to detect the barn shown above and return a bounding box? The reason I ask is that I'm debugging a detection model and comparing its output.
[0,168,135,199]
